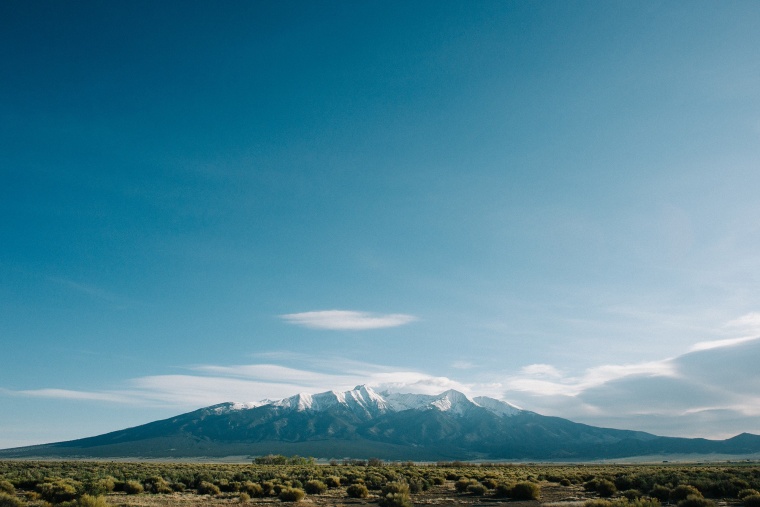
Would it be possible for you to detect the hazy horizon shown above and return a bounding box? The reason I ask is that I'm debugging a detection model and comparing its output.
[2,1,760,449]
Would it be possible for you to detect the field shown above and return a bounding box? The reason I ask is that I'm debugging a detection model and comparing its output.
[2,459,760,507]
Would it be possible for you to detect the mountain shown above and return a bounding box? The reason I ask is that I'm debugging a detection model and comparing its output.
[3,385,760,461]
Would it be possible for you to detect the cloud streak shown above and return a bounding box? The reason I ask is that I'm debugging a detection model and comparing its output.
[280,310,417,330]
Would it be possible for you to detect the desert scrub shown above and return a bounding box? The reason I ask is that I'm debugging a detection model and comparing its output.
[379,482,412,507]
[670,486,702,502]
[596,480,617,498]
[740,490,760,500]
[0,483,14,496]
[77,494,108,507]
[511,481,541,500]
[278,487,305,502]
[324,476,341,488]
[455,478,479,493]
[0,493,23,507]
[649,485,671,501]
[744,495,760,507]
[197,481,221,495]
[677,496,715,507]
[303,480,326,494]
[123,480,144,495]
[36,480,80,503]
[467,484,488,496]
[346,484,369,498]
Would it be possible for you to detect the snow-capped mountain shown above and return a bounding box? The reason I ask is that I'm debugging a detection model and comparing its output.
[4,386,760,461]
[219,385,522,420]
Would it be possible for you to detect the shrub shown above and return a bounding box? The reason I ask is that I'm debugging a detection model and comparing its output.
[671,486,702,502]
[241,482,263,497]
[37,480,80,503]
[123,480,144,495]
[455,479,478,493]
[84,478,115,496]
[561,479,573,487]
[467,484,488,496]
[197,481,221,496]
[481,478,499,489]
[677,495,715,507]
[0,493,23,507]
[740,490,760,500]
[304,480,327,495]
[278,487,305,502]
[744,495,760,507]
[0,483,14,496]
[77,495,108,507]
[325,476,341,488]
[596,480,617,498]
[584,501,612,507]
[650,485,671,502]
[622,489,643,500]
[238,492,250,503]
[494,483,514,498]
[512,481,541,500]
[347,484,369,498]
[379,482,412,507]
[629,499,661,507]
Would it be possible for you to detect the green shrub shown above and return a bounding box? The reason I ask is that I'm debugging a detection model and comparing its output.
[77,495,108,507]
[622,489,643,500]
[650,485,671,502]
[379,482,412,507]
[584,501,612,507]
[677,495,715,507]
[481,478,499,489]
[671,486,702,502]
[303,480,326,495]
[455,478,478,493]
[278,487,305,502]
[0,493,23,507]
[0,483,15,496]
[494,483,514,497]
[561,479,572,487]
[260,481,275,496]
[596,480,617,498]
[467,484,487,496]
[238,492,250,503]
[325,476,341,488]
[123,480,143,495]
[740,490,760,500]
[744,495,760,507]
[347,484,369,498]
[628,499,661,507]
[37,480,80,503]
[241,481,263,497]
[197,481,221,496]
[512,481,541,500]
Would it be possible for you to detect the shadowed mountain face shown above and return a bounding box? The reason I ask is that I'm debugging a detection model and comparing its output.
[3,386,760,460]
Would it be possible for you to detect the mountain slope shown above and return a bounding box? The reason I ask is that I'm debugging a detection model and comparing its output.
[2,385,759,460]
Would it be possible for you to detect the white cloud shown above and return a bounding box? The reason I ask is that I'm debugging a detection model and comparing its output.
[280,310,417,330]
[690,335,759,352]
[498,318,760,438]
[725,312,760,332]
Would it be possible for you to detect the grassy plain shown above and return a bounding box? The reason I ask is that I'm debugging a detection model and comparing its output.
[2,460,760,507]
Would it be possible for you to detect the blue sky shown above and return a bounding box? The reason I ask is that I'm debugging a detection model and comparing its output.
[2,0,760,449]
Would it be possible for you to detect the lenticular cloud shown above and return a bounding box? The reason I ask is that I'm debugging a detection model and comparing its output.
[280,310,417,330]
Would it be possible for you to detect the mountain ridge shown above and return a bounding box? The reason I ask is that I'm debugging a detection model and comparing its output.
[2,386,759,461]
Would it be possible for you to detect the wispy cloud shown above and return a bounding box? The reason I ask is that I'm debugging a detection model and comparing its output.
[499,324,760,438]
[279,310,417,330]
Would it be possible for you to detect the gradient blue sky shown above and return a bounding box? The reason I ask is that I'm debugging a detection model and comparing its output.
[2,1,760,449]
